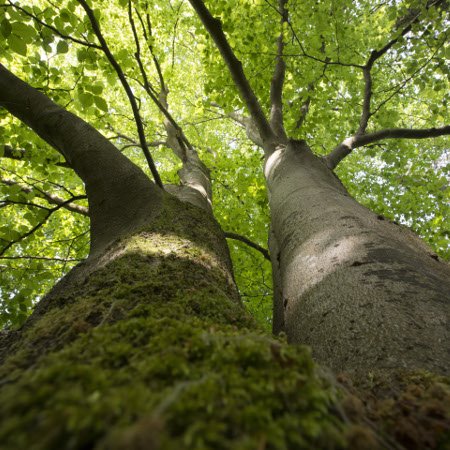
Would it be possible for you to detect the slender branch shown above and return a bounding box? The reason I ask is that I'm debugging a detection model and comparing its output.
[6,1,101,49]
[324,126,450,169]
[1,145,71,168]
[0,200,71,256]
[123,3,193,158]
[77,0,163,188]
[357,1,443,134]
[269,0,288,140]
[210,103,263,147]
[357,22,414,134]
[284,19,362,69]
[143,6,167,94]
[188,0,275,149]
[128,1,158,99]
[357,67,373,134]
[224,231,270,261]
[1,178,88,216]
[372,40,445,116]
[0,255,83,262]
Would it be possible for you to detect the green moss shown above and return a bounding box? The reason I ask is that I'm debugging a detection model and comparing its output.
[3,195,447,449]
[0,311,349,449]
[0,195,351,449]
[339,370,450,450]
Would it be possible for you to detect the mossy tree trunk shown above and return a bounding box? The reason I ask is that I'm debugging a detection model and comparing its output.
[0,193,351,450]
[1,58,450,448]
[0,64,350,450]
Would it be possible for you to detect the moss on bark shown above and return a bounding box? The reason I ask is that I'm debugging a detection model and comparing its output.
[2,194,447,449]
[0,195,349,449]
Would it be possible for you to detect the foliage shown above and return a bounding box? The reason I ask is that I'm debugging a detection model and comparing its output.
[0,0,449,328]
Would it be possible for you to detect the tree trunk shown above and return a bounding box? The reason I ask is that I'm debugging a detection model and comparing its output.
[0,193,350,450]
[265,139,450,375]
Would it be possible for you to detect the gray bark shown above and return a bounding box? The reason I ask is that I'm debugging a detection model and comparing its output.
[269,227,284,335]
[159,93,213,213]
[265,139,450,375]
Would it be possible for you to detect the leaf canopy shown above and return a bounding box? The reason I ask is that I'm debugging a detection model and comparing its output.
[0,0,448,328]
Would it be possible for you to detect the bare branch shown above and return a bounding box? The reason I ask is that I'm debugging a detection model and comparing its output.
[1,145,71,168]
[324,126,450,169]
[0,196,79,256]
[77,0,163,188]
[224,231,270,261]
[269,0,288,140]
[0,255,83,262]
[188,0,275,149]
[128,1,158,99]
[1,178,88,216]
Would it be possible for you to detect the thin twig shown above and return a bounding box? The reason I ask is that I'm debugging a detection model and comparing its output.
[77,0,163,188]
[225,231,270,261]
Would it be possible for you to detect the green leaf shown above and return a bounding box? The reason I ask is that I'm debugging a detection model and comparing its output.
[8,35,27,56]
[94,96,108,112]
[90,84,103,95]
[0,18,12,38]
[78,92,94,108]
[56,40,69,54]
[11,22,35,43]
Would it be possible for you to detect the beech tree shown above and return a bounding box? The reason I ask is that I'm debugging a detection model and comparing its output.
[0,0,449,448]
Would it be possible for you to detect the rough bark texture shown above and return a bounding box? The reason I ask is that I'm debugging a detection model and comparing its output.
[0,194,352,450]
[265,139,450,375]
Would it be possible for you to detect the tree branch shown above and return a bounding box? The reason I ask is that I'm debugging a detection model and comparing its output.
[1,145,71,168]
[269,0,288,140]
[0,64,161,254]
[128,1,158,99]
[77,0,163,188]
[208,104,264,148]
[188,0,275,149]
[224,231,270,261]
[357,67,373,134]
[324,126,450,169]
[1,178,88,216]
[6,1,101,49]
[356,0,444,134]
[0,255,83,262]
[0,201,69,257]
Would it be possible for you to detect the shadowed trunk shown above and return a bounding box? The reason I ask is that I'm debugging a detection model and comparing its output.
[265,139,450,375]
[0,66,352,449]
[0,193,351,450]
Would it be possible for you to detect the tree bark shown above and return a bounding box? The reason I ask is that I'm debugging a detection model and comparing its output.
[0,193,348,450]
[265,139,450,375]
[0,64,162,255]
